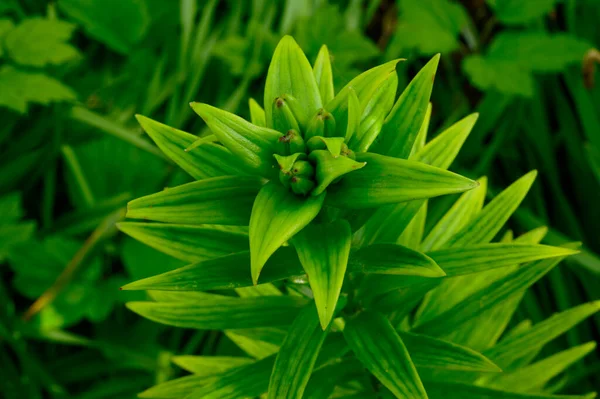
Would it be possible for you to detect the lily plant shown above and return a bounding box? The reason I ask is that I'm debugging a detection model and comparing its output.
[117,36,598,399]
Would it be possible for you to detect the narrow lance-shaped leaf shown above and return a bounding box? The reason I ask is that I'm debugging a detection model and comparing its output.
[250,182,325,284]
[126,294,308,330]
[399,332,501,373]
[424,382,595,399]
[344,311,428,399]
[135,115,247,179]
[190,102,282,178]
[265,35,322,128]
[126,175,263,225]
[292,220,351,329]
[350,243,445,277]
[371,54,440,159]
[249,98,266,127]
[268,304,329,399]
[138,374,216,398]
[313,45,334,104]
[409,102,432,157]
[117,222,248,263]
[327,153,478,209]
[171,356,254,376]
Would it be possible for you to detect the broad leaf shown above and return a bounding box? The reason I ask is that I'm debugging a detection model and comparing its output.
[313,45,334,104]
[126,175,263,225]
[127,294,308,330]
[264,35,322,128]
[293,220,352,329]
[136,115,247,179]
[344,311,428,399]
[327,153,478,209]
[117,222,248,263]
[190,103,282,177]
[371,54,440,159]
[268,304,329,399]
[250,182,325,284]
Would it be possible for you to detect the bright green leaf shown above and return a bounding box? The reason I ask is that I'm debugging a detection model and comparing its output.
[313,45,335,104]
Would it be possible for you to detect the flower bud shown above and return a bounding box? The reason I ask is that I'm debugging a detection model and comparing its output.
[278,129,306,155]
[290,176,315,196]
[305,109,336,140]
[272,97,300,134]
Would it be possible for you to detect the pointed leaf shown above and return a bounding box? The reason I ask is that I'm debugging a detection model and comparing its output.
[371,54,440,159]
[265,36,322,128]
[424,382,595,399]
[126,175,263,225]
[345,88,361,142]
[327,153,478,209]
[136,115,246,179]
[117,222,248,263]
[399,332,501,372]
[250,182,325,284]
[409,102,432,157]
[138,375,215,398]
[268,304,329,399]
[310,150,366,196]
[344,311,428,399]
[293,220,351,329]
[172,356,254,376]
[190,103,282,178]
[397,200,427,249]
[350,244,445,277]
[126,295,308,330]
[249,98,266,127]
[313,45,334,104]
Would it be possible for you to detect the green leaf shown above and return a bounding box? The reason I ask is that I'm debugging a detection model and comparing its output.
[190,103,283,178]
[4,18,79,67]
[0,66,76,113]
[126,175,263,225]
[485,342,596,392]
[313,45,335,104]
[310,150,366,195]
[171,356,254,376]
[0,19,15,59]
[264,35,322,128]
[117,222,248,263]
[59,0,150,53]
[350,244,445,277]
[413,256,569,337]
[120,249,303,292]
[421,177,487,252]
[126,294,308,330]
[489,0,560,25]
[428,243,578,277]
[463,55,535,97]
[371,54,440,159]
[344,311,428,399]
[327,153,478,209]
[250,182,325,284]
[249,98,266,127]
[424,382,594,399]
[268,304,329,399]
[135,115,247,179]
[484,301,600,370]
[138,374,216,398]
[445,171,537,248]
[293,220,352,329]
[399,332,501,372]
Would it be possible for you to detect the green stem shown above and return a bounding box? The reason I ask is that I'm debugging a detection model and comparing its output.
[61,145,95,207]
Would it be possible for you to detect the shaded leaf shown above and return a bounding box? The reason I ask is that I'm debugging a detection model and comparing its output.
[171,356,254,376]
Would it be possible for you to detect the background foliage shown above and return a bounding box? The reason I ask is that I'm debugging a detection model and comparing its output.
[1,0,599,398]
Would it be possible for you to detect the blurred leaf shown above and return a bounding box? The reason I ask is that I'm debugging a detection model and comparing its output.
[488,0,560,25]
[0,19,15,58]
[424,382,594,399]
[0,66,76,113]
[171,356,254,376]
[121,237,185,280]
[4,17,78,67]
[59,0,150,53]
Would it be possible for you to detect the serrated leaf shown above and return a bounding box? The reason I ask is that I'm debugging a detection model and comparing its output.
[135,115,247,179]
[190,103,282,178]
[293,220,351,329]
[421,177,487,252]
[484,301,600,370]
[59,0,150,54]
[264,35,322,128]
[485,342,596,392]
[327,152,478,209]
[313,45,334,104]
[413,256,569,337]
[250,182,325,284]
[268,304,329,399]
[117,222,248,263]
[5,18,79,67]
[350,244,445,277]
[126,294,308,330]
[0,66,76,113]
[399,332,501,372]
[428,243,578,277]
[249,98,266,127]
[171,356,254,376]
[371,54,440,159]
[424,382,594,399]
[344,311,428,399]
[126,175,263,225]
